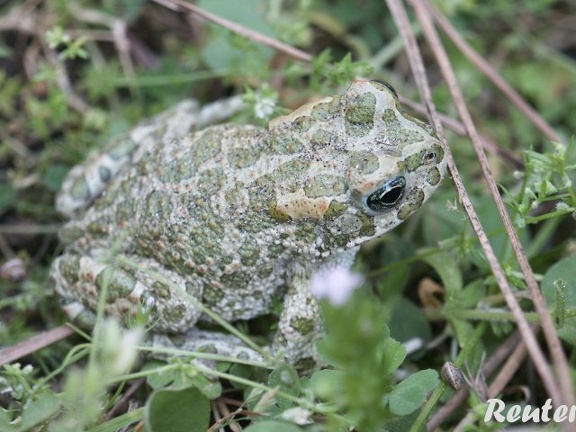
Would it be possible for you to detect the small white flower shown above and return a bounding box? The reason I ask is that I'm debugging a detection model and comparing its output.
[254,96,276,119]
[403,337,424,355]
[310,266,364,306]
[556,202,573,212]
[281,407,312,425]
[112,327,143,375]
[143,296,156,314]
[100,318,143,376]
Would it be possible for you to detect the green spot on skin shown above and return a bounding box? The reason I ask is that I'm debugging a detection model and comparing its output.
[145,190,172,220]
[346,93,376,125]
[266,133,303,154]
[267,243,285,259]
[382,108,398,125]
[193,130,222,165]
[426,167,442,186]
[294,223,317,244]
[349,151,380,175]
[345,93,376,137]
[86,221,109,236]
[108,137,138,160]
[291,317,315,335]
[59,224,85,245]
[310,129,337,147]
[291,115,311,133]
[229,147,260,169]
[403,148,428,172]
[433,143,444,162]
[220,271,251,290]
[257,264,273,279]
[152,280,172,300]
[332,214,363,234]
[310,99,339,122]
[198,343,218,354]
[324,201,348,220]
[357,212,376,237]
[202,282,226,305]
[397,189,425,220]
[269,206,291,222]
[70,177,91,201]
[95,267,136,300]
[304,174,347,198]
[324,234,351,250]
[58,255,80,281]
[255,159,308,193]
[164,303,186,323]
[239,237,259,266]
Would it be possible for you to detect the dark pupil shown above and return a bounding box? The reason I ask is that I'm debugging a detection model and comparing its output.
[366,176,406,211]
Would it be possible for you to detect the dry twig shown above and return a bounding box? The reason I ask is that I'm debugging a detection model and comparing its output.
[151,0,312,63]
[384,0,570,422]
[406,0,574,410]
[423,0,560,142]
[0,326,74,366]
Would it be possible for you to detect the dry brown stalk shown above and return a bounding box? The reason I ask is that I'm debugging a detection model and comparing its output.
[406,0,574,412]
[422,0,560,142]
[151,0,312,63]
[0,326,74,366]
[384,0,567,416]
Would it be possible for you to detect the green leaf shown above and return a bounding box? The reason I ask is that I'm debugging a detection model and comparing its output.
[267,364,301,409]
[199,0,275,35]
[387,369,439,416]
[44,164,70,192]
[17,394,61,432]
[459,279,487,309]
[186,372,222,400]
[380,337,407,375]
[421,250,462,298]
[199,0,274,74]
[541,255,576,309]
[0,183,17,213]
[143,361,176,389]
[370,235,415,322]
[451,318,475,348]
[309,369,345,402]
[244,420,303,432]
[144,387,210,432]
[390,298,432,345]
[541,255,576,346]
[0,408,15,432]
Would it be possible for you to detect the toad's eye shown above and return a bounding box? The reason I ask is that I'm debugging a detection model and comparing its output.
[366,176,406,211]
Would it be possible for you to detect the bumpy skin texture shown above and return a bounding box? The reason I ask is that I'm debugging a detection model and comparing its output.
[51,80,447,365]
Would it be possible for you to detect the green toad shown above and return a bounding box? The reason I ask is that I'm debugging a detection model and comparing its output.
[51,80,447,365]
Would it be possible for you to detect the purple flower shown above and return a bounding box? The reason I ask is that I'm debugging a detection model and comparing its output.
[310,266,364,306]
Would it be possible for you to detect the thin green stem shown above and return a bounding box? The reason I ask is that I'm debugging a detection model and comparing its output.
[409,322,487,432]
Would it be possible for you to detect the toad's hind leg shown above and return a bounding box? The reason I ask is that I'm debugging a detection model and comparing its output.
[50,252,204,332]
